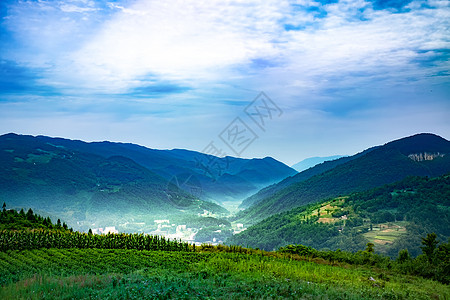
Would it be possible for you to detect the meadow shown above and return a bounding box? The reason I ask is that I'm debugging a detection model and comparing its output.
[1,247,449,299]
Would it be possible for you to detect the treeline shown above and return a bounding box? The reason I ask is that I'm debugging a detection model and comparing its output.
[0,230,190,252]
[0,203,70,231]
[279,233,449,284]
[0,203,190,252]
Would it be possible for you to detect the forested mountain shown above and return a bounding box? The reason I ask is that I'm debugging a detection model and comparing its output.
[228,174,450,257]
[239,146,377,209]
[237,133,450,223]
[0,133,227,231]
[1,134,296,205]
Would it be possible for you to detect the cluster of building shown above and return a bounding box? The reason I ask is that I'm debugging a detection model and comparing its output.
[86,218,247,246]
[90,226,119,235]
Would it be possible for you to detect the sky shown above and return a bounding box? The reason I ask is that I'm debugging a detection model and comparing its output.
[0,0,449,166]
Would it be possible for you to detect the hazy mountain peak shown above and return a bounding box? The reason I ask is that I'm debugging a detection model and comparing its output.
[291,155,346,172]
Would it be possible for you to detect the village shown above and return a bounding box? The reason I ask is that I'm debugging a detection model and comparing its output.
[88,210,247,245]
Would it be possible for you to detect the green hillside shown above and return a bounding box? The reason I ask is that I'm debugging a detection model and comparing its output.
[239,147,376,209]
[228,174,450,258]
[237,133,450,224]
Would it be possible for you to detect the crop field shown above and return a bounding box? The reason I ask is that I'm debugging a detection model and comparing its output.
[363,223,407,246]
[1,248,449,299]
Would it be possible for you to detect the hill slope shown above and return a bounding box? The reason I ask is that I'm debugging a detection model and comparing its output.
[239,147,377,209]
[228,173,450,257]
[237,133,450,223]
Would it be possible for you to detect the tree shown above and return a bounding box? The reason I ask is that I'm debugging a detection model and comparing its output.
[421,233,439,262]
[365,242,375,253]
[2,202,6,212]
[57,219,62,227]
[397,249,410,263]
[26,208,35,221]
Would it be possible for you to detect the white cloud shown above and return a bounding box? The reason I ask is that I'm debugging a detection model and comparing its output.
[3,0,448,96]
[1,0,449,163]
[65,0,288,92]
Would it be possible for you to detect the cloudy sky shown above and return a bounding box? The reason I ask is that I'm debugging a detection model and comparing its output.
[0,0,449,165]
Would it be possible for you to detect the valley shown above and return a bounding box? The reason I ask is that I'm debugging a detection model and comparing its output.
[1,132,450,298]
[1,132,450,251]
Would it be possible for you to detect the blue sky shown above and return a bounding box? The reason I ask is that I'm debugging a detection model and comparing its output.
[0,0,449,165]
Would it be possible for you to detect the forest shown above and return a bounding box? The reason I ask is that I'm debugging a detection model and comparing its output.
[228,174,450,258]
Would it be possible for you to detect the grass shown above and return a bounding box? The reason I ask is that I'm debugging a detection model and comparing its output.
[1,248,449,299]
[363,222,408,246]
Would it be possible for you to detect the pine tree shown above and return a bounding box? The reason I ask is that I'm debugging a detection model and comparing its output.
[26,208,35,221]
[421,233,439,263]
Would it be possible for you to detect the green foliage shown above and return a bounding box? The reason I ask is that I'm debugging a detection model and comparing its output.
[365,242,375,253]
[0,206,70,232]
[278,233,450,284]
[0,230,190,252]
[229,174,450,257]
[396,249,410,263]
[0,248,449,299]
[238,133,450,223]
[420,233,439,262]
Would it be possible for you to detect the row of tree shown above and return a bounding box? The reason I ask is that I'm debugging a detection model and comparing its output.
[1,203,70,231]
[278,233,449,284]
[0,229,190,252]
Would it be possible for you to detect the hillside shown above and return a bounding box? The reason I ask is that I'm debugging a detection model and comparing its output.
[1,209,449,298]
[237,133,450,223]
[239,147,377,209]
[228,173,450,257]
[2,134,296,206]
[0,133,227,232]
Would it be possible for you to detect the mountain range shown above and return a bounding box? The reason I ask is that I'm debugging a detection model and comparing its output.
[1,132,449,251]
[0,133,295,232]
[236,133,450,224]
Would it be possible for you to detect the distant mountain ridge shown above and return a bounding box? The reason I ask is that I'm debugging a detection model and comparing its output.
[237,133,450,224]
[0,133,296,232]
[22,134,296,205]
[239,146,378,209]
[0,133,229,231]
[291,155,346,172]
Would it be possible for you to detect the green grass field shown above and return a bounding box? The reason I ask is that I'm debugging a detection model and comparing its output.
[1,248,449,299]
[363,222,408,247]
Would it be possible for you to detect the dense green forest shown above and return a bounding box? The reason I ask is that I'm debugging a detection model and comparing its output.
[228,174,450,258]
